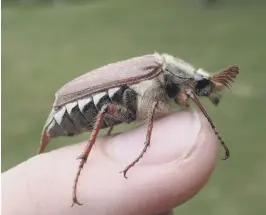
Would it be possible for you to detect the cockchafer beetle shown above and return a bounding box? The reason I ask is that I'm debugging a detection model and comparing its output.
[38,53,239,206]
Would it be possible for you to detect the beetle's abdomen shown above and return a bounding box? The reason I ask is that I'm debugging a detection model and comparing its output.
[44,86,137,138]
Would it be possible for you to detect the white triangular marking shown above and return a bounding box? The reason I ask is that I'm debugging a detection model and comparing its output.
[78,97,92,112]
[54,106,66,124]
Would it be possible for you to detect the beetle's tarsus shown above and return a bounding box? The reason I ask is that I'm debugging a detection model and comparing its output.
[221,154,229,160]
[72,158,86,208]
[119,102,158,180]
[187,91,232,161]
[221,145,230,160]
[71,197,83,207]
[119,170,128,179]
[119,141,149,178]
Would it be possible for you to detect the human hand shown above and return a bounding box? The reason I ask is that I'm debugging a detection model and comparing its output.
[2,110,218,215]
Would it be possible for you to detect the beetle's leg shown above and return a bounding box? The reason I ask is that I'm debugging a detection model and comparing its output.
[175,91,190,108]
[72,108,106,207]
[105,126,114,136]
[72,104,136,207]
[120,101,158,179]
[38,131,51,154]
[187,89,230,160]
[103,88,137,137]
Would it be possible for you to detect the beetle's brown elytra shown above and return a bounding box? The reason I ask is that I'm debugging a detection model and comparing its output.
[38,53,239,206]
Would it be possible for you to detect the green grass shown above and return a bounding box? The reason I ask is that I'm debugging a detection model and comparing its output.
[2,0,266,214]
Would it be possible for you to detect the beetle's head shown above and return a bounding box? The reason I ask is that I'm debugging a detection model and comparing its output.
[194,65,240,96]
[160,53,239,103]
[193,65,240,106]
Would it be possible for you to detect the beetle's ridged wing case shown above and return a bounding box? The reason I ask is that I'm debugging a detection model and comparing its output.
[53,54,164,108]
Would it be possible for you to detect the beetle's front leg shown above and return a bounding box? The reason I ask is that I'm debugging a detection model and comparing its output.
[72,104,136,207]
[120,101,158,178]
[186,89,230,160]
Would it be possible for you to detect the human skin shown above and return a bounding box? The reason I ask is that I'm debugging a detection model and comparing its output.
[2,110,219,215]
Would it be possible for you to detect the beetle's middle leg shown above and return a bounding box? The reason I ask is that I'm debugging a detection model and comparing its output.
[105,126,114,136]
[72,104,136,207]
[120,101,158,178]
[104,87,137,137]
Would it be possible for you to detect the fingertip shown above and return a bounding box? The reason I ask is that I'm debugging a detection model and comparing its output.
[106,109,218,165]
[98,109,219,214]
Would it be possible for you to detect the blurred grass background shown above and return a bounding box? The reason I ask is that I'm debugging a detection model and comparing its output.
[2,0,266,214]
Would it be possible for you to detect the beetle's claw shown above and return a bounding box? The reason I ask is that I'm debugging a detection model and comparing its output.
[221,155,229,160]
[71,197,83,207]
[221,150,230,160]
[119,169,128,179]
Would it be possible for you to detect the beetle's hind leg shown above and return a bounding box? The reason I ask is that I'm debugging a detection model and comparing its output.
[120,101,158,178]
[72,104,136,207]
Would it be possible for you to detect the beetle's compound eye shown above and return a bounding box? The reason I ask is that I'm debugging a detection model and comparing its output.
[195,79,212,96]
